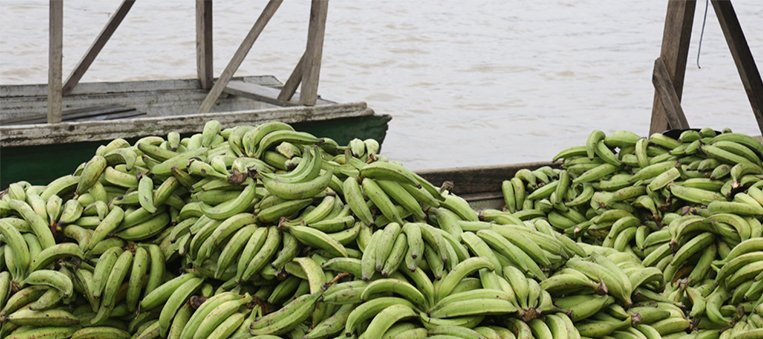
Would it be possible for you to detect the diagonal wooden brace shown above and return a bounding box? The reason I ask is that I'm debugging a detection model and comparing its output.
[62,0,135,96]
[652,57,690,131]
[712,0,763,135]
[198,0,283,113]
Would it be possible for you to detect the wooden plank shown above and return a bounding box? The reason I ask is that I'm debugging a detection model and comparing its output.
[417,162,557,196]
[0,102,371,147]
[225,80,331,107]
[652,58,690,130]
[47,0,64,124]
[62,0,135,95]
[198,0,283,113]
[2,75,283,97]
[300,0,329,106]
[1,104,141,125]
[2,77,292,122]
[712,0,763,135]
[649,0,696,134]
[196,0,213,90]
[278,52,307,102]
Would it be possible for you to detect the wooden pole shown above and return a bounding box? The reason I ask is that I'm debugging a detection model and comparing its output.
[649,0,696,134]
[300,0,329,106]
[48,0,64,124]
[62,0,134,95]
[711,0,763,135]
[196,0,213,90]
[198,0,282,113]
[278,52,306,102]
[652,58,690,130]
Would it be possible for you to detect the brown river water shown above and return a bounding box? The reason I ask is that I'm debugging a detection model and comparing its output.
[1,1,762,170]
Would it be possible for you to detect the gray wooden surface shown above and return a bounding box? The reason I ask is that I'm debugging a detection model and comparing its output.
[1,101,372,147]
[1,76,285,121]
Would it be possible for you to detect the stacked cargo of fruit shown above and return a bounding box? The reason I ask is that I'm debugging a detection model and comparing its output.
[0,120,573,339]
[501,128,763,337]
[2,120,763,338]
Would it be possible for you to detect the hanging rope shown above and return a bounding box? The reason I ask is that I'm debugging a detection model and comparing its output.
[697,0,710,69]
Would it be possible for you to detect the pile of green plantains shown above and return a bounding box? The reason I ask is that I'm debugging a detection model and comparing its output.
[0,121,762,339]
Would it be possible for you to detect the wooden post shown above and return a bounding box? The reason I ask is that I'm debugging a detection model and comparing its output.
[196,0,213,90]
[198,0,282,113]
[649,0,696,134]
[278,52,307,102]
[652,58,690,130]
[300,0,329,106]
[62,0,134,95]
[48,0,64,124]
[712,0,763,135]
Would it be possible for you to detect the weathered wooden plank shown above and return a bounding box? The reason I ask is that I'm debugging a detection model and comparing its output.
[225,80,332,107]
[76,110,145,122]
[278,52,306,102]
[300,0,329,106]
[1,76,283,121]
[48,0,64,124]
[652,57,690,130]
[649,0,696,134]
[417,162,557,196]
[196,0,213,90]
[1,104,141,125]
[2,76,282,98]
[62,0,135,95]
[0,102,371,147]
[712,0,763,135]
[198,0,283,113]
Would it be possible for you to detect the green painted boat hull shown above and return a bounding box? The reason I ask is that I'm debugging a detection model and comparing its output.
[1,114,391,188]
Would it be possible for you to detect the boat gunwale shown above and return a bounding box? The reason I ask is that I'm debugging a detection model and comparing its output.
[0,101,372,147]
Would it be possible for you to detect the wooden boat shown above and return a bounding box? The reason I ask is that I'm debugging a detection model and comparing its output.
[0,1,391,187]
[0,76,390,187]
[418,162,556,210]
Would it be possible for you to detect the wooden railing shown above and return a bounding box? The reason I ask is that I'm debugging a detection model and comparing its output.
[43,0,330,124]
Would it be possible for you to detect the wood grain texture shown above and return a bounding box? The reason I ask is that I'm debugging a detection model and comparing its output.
[1,102,371,147]
[300,0,329,105]
[198,0,283,113]
[47,0,64,124]
[649,0,696,134]
[712,0,763,135]
[278,52,307,102]
[196,0,213,90]
[1,104,143,125]
[652,58,690,130]
[62,0,135,95]
[2,76,283,121]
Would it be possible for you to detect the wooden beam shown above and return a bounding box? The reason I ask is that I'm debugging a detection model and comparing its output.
[712,0,763,135]
[278,52,307,102]
[196,0,213,90]
[417,162,558,196]
[198,0,283,113]
[653,58,690,130]
[300,0,329,106]
[48,0,64,124]
[62,0,134,96]
[649,0,696,134]
[1,102,372,147]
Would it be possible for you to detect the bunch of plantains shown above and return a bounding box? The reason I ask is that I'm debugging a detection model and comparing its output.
[0,121,762,339]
